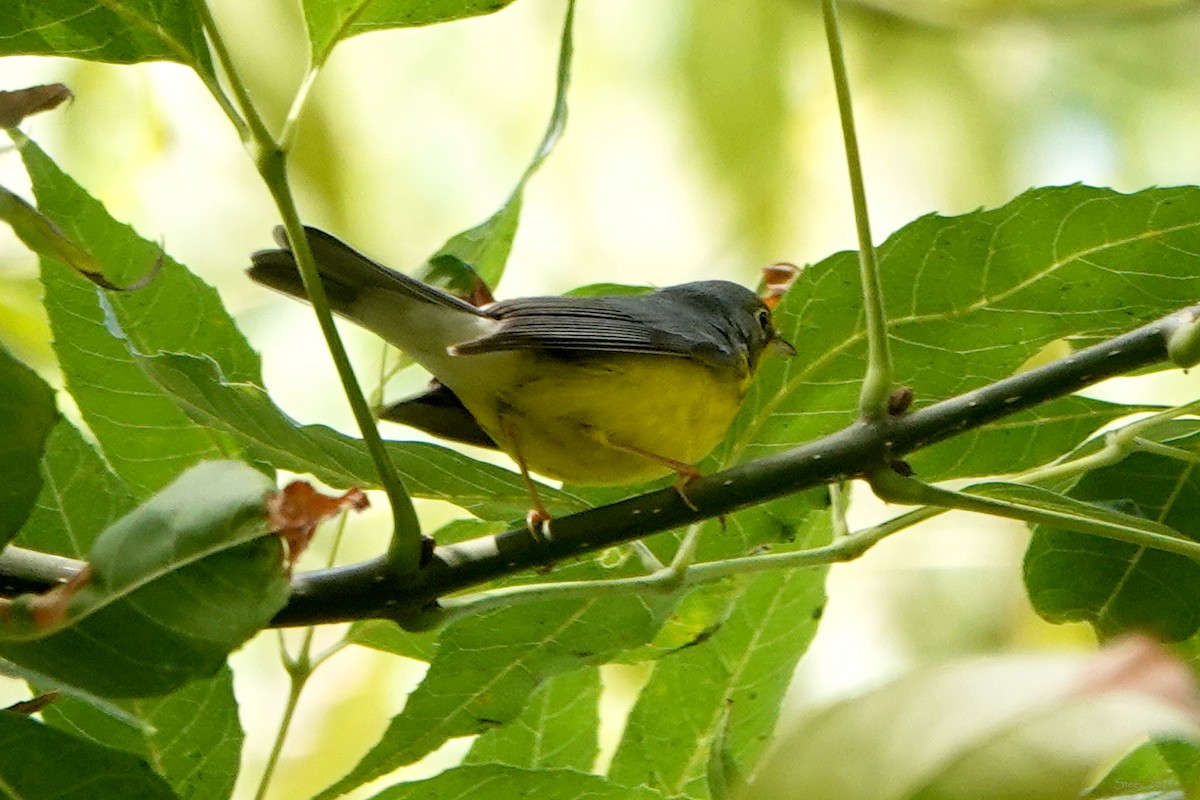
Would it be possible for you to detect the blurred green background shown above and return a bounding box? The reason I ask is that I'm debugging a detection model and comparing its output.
[3,0,1200,795]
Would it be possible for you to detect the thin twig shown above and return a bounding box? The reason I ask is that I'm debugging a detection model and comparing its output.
[822,0,892,420]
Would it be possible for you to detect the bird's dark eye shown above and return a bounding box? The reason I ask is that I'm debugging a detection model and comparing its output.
[756,308,771,332]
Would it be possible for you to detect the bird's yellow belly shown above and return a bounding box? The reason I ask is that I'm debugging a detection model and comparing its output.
[455,353,748,486]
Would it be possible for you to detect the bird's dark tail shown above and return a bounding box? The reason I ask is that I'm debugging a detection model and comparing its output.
[247,226,483,316]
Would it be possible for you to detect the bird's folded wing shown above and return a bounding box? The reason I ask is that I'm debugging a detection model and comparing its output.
[454,296,705,359]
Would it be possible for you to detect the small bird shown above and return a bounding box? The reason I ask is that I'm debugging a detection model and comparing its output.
[249,227,793,524]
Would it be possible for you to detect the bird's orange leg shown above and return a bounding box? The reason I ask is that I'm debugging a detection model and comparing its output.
[596,437,703,511]
[499,412,552,540]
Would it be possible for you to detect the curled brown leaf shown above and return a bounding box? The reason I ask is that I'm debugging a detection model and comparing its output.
[266,482,370,572]
[25,566,94,631]
[0,84,72,128]
[761,261,801,309]
[4,691,61,716]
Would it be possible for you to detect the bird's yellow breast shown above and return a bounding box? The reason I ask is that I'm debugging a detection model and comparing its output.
[454,353,749,486]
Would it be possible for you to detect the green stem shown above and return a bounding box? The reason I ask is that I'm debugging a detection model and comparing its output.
[434,510,918,623]
[195,72,250,144]
[195,0,423,573]
[192,0,274,149]
[669,523,703,574]
[829,481,850,539]
[153,0,246,141]
[630,541,666,573]
[821,0,892,421]
[1130,438,1200,465]
[253,657,310,800]
[1029,401,1200,481]
[869,469,1200,561]
[253,509,355,800]
[261,164,423,571]
[278,66,322,153]
[1009,434,1129,486]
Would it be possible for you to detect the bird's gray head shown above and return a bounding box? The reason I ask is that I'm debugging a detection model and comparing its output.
[658,280,794,371]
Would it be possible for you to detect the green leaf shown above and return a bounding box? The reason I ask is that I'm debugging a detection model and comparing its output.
[0,343,57,548]
[17,420,134,557]
[22,137,259,497]
[420,0,573,292]
[1023,441,1200,641]
[315,594,672,799]
[1085,741,1186,798]
[40,668,243,800]
[305,0,522,67]
[609,558,829,797]
[0,711,179,799]
[723,185,1200,480]
[0,0,215,78]
[0,183,105,282]
[562,283,653,298]
[910,396,1150,479]
[345,619,439,663]
[363,764,667,800]
[0,658,151,733]
[132,350,586,520]
[41,250,235,497]
[426,201,523,298]
[464,667,600,770]
[575,484,827,573]
[7,424,246,768]
[744,641,1200,800]
[0,461,289,697]
[1158,739,1200,795]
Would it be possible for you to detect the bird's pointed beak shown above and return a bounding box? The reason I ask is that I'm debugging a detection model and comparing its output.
[769,336,796,358]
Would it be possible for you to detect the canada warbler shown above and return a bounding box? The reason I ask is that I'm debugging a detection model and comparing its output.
[249,226,793,518]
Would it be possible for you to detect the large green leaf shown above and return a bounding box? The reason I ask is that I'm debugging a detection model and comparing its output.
[304,0,522,67]
[40,669,243,800]
[345,619,439,663]
[0,0,215,78]
[15,426,245,795]
[39,253,240,497]
[909,396,1149,479]
[0,657,150,733]
[133,350,586,520]
[17,420,134,557]
[723,185,1200,480]
[0,343,57,548]
[0,711,178,799]
[743,642,1200,800]
[464,667,601,771]
[22,138,257,497]
[0,460,288,697]
[1023,439,1200,641]
[364,765,667,800]
[1085,740,1189,799]
[608,540,829,797]
[314,593,673,799]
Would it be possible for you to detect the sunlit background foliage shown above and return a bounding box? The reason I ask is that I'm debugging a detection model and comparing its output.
[3,0,1200,795]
